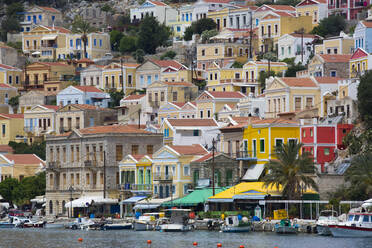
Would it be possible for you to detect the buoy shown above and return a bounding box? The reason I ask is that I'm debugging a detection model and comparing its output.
[147,240,152,244]
[217,243,222,247]
[78,238,83,242]
[240,246,245,248]
[193,242,198,246]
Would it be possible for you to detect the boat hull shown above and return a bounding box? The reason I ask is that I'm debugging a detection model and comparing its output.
[44,223,65,229]
[160,224,191,232]
[103,224,132,230]
[221,226,251,233]
[316,225,332,236]
[0,223,15,228]
[134,222,155,231]
[329,225,372,238]
[275,226,297,234]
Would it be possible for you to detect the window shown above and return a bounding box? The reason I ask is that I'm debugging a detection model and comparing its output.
[295,97,302,111]
[324,148,330,156]
[183,184,188,195]
[207,110,211,118]
[116,145,123,161]
[183,165,190,176]
[310,129,313,137]
[281,47,284,56]
[260,139,265,153]
[147,145,153,154]
[275,139,283,148]
[161,92,164,101]
[99,39,102,47]
[303,129,306,138]
[131,145,139,155]
[288,138,297,146]
[172,92,177,102]
[200,110,203,118]
[2,124,5,136]
[306,97,313,109]
[330,71,337,77]
[193,130,199,136]
[94,39,97,46]
[201,49,205,56]
[363,215,369,222]
[215,48,218,54]
[274,24,278,35]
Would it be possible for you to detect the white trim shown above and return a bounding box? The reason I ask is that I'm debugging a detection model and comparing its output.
[274,138,284,148]
[252,139,257,157]
[259,138,265,153]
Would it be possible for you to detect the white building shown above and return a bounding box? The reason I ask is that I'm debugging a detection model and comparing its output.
[193,0,235,21]
[237,95,266,118]
[130,0,178,26]
[278,33,320,65]
[56,86,110,108]
[80,64,104,88]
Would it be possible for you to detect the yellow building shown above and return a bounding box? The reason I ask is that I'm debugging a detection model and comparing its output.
[0,64,23,89]
[295,0,328,24]
[0,113,25,145]
[314,34,355,55]
[349,47,372,78]
[0,154,45,181]
[158,102,197,125]
[207,8,231,31]
[151,144,208,199]
[264,77,321,118]
[0,84,18,113]
[169,4,194,39]
[161,66,192,83]
[25,62,75,90]
[258,11,313,53]
[101,62,139,95]
[195,91,246,119]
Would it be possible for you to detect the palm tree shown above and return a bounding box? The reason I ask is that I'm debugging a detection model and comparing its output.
[72,16,96,59]
[346,153,372,197]
[263,141,318,200]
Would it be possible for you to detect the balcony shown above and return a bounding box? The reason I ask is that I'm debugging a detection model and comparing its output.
[84,160,98,170]
[236,151,257,161]
[48,161,60,171]
[154,172,173,181]
[120,184,153,192]
[149,101,160,108]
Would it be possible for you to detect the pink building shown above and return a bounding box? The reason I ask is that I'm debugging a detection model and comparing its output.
[328,0,370,20]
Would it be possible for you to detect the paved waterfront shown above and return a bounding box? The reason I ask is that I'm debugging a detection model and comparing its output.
[0,229,370,248]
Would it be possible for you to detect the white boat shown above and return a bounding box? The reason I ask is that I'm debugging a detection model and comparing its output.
[44,223,66,229]
[220,216,251,233]
[275,219,298,234]
[160,209,193,232]
[316,210,339,236]
[329,212,372,238]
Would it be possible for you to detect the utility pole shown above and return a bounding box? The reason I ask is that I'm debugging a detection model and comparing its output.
[103,151,106,199]
[212,138,216,196]
[120,58,124,95]
[138,109,141,129]
[301,31,304,64]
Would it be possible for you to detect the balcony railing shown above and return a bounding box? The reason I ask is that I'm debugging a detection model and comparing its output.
[48,161,60,170]
[84,160,98,167]
[236,151,257,161]
[154,172,173,181]
[120,183,153,191]
[149,101,160,108]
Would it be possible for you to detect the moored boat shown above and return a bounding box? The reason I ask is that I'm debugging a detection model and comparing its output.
[329,213,372,238]
[220,216,251,233]
[0,222,15,228]
[134,213,165,231]
[316,210,339,236]
[102,223,132,230]
[275,219,298,234]
[160,209,194,232]
[44,223,66,229]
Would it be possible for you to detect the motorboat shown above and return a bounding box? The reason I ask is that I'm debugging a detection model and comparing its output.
[275,219,298,234]
[329,212,372,237]
[102,223,132,230]
[0,222,15,228]
[316,210,339,236]
[160,209,194,232]
[44,223,66,229]
[134,213,165,231]
[220,216,251,233]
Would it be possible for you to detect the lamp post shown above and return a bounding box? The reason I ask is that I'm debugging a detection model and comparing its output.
[69,186,74,218]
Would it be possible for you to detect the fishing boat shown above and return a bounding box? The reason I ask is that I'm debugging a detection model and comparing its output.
[275,219,298,234]
[102,223,132,230]
[160,209,194,232]
[44,223,66,229]
[134,213,165,231]
[220,216,251,233]
[316,210,339,236]
[329,213,372,237]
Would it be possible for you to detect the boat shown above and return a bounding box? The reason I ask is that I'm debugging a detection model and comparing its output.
[0,222,15,228]
[159,209,194,232]
[134,213,165,231]
[329,212,372,237]
[22,220,45,228]
[220,216,251,233]
[44,223,66,229]
[102,223,132,230]
[316,210,339,236]
[275,219,298,234]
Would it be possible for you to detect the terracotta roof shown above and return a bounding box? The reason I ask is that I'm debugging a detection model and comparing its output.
[280,77,317,87]
[252,118,298,125]
[150,60,184,70]
[319,54,351,63]
[167,118,218,127]
[42,105,60,110]
[0,113,24,119]
[192,152,214,162]
[73,86,104,93]
[253,61,287,66]
[76,58,93,63]
[37,61,71,67]
[38,6,61,13]
[289,33,319,38]
[131,154,146,161]
[0,64,20,70]
[265,4,296,11]
[44,26,71,34]
[272,11,295,17]
[123,94,146,101]
[0,145,14,154]
[78,124,151,135]
[170,144,208,156]
[207,91,245,98]
[68,104,106,110]
[163,81,194,87]
[362,21,372,28]
[171,102,186,108]
[315,77,344,84]
[3,154,44,165]
[148,0,167,6]
[0,83,17,89]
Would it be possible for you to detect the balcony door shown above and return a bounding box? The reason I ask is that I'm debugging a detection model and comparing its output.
[252,140,257,157]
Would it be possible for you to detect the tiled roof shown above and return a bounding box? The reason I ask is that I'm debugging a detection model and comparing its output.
[265,4,296,11]
[319,54,351,63]
[252,118,298,125]
[123,94,146,101]
[68,104,106,110]
[0,83,17,89]
[38,6,61,13]
[73,86,104,93]
[42,105,59,110]
[171,102,186,108]
[76,58,93,63]
[167,118,218,127]
[132,154,146,161]
[272,11,295,17]
[0,113,24,119]
[280,77,317,87]
[4,154,44,165]
[37,61,71,67]
[0,64,20,70]
[150,60,184,69]
[362,21,372,28]
[315,77,344,84]
[170,144,208,156]
[78,124,152,135]
[192,152,214,162]
[253,61,287,66]
[207,91,245,98]
[163,81,194,87]
[149,0,167,6]
[0,145,14,153]
[44,26,71,33]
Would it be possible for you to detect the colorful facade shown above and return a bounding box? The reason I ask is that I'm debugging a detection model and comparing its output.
[349,47,372,77]
[295,0,328,24]
[0,64,23,89]
[101,62,139,95]
[0,114,25,145]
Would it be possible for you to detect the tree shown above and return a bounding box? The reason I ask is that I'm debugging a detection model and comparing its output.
[160,50,177,60]
[0,178,19,205]
[258,70,276,89]
[357,70,372,127]
[6,2,24,17]
[72,16,96,59]
[137,15,171,54]
[263,141,318,200]
[109,89,124,108]
[184,26,194,41]
[132,49,145,64]
[345,153,372,198]
[201,29,218,43]
[8,95,19,109]
[110,30,124,51]
[119,35,137,54]
[8,141,46,160]
[231,61,244,68]
[184,18,217,41]
[311,16,346,37]
[101,4,113,13]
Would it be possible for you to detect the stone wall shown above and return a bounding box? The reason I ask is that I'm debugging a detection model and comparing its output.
[315,174,345,199]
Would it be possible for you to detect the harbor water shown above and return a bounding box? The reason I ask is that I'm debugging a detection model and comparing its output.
[0,229,370,248]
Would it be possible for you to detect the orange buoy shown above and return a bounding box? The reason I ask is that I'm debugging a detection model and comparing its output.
[217,243,222,247]
[147,240,152,244]
[193,242,198,246]
[240,246,245,248]
[78,238,83,242]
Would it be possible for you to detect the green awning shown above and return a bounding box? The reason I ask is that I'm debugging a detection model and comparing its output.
[162,187,228,207]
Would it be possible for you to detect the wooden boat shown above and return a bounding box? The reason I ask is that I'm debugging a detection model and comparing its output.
[102,223,132,230]
[134,213,165,231]
[275,219,298,234]
[220,216,251,233]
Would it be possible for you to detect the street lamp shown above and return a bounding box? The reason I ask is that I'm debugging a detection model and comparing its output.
[69,186,74,218]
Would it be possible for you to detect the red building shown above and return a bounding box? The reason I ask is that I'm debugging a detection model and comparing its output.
[328,0,370,20]
[300,117,353,172]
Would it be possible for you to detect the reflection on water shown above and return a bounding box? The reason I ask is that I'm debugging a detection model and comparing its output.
[0,229,370,248]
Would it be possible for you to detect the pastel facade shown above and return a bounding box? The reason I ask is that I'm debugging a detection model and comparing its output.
[314,34,355,55]
[24,105,59,141]
[253,4,296,27]
[349,48,372,77]
[295,0,328,24]
[21,6,63,32]
[353,20,372,53]
[170,5,194,38]
[118,94,149,125]
[158,102,197,125]
[308,54,351,78]
[0,114,25,145]
[101,63,138,95]
[0,84,18,113]
[327,0,371,20]
[0,64,23,89]
[79,65,104,88]
[56,86,110,108]
[0,154,45,182]
[130,0,177,25]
